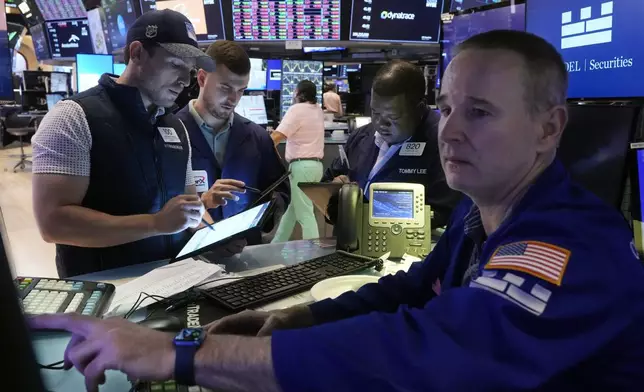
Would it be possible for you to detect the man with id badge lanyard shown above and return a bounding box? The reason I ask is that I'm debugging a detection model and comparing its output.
[31,10,222,278]
[323,60,461,227]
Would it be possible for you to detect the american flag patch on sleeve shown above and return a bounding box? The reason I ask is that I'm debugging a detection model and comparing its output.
[484,241,571,286]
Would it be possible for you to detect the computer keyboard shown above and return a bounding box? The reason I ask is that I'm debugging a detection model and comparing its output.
[133,381,212,392]
[200,251,383,311]
[15,277,115,318]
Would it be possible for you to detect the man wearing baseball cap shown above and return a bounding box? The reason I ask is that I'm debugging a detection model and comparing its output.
[31,10,221,278]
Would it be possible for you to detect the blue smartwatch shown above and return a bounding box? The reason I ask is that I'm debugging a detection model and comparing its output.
[173,328,206,386]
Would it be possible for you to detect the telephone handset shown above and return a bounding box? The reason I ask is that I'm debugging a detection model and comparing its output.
[336,183,432,259]
[335,183,363,252]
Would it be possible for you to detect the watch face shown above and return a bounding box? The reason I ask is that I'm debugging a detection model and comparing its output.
[174,328,205,345]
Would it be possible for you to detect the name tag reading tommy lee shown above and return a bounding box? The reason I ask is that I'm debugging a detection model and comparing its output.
[158,127,181,143]
[399,142,426,156]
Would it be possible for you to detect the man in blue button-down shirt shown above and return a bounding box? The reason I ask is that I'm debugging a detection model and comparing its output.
[31,31,644,391]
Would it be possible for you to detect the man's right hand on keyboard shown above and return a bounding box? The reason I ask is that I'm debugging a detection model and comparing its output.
[206,305,316,337]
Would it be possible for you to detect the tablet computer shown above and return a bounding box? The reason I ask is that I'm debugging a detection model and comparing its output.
[173,201,274,262]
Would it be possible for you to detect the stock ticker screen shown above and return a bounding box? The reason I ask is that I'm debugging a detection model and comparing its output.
[350,0,443,43]
[232,0,341,41]
[34,0,87,21]
[280,60,323,117]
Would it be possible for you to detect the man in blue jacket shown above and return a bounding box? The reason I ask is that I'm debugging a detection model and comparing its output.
[323,60,461,227]
[31,31,644,391]
[175,41,289,247]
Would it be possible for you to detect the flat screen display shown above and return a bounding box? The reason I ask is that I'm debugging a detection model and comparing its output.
[30,23,50,60]
[441,4,525,75]
[266,59,282,90]
[450,0,506,12]
[527,0,644,99]
[558,104,637,208]
[87,8,111,55]
[7,23,26,50]
[281,60,323,117]
[46,93,64,110]
[77,53,114,92]
[350,0,444,43]
[102,0,138,51]
[372,190,414,219]
[45,18,93,59]
[113,63,126,75]
[235,95,268,125]
[175,202,271,260]
[155,0,225,41]
[247,58,267,91]
[0,0,13,101]
[140,0,157,13]
[232,0,340,41]
[50,72,69,93]
[34,0,87,21]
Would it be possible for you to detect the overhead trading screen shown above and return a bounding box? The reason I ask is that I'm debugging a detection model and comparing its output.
[350,0,443,43]
[155,0,225,41]
[45,18,93,59]
[233,0,341,41]
[281,60,323,117]
[527,0,644,99]
[102,0,138,51]
[34,0,87,21]
[450,0,505,12]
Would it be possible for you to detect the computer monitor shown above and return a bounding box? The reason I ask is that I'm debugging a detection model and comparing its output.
[87,7,111,55]
[527,0,644,99]
[29,23,50,61]
[303,47,344,53]
[266,59,282,91]
[0,0,13,101]
[113,62,126,75]
[247,58,267,91]
[235,95,268,125]
[7,22,26,51]
[281,60,323,117]
[50,72,69,93]
[354,116,371,128]
[155,0,225,41]
[0,208,47,392]
[441,4,525,76]
[140,0,157,13]
[34,0,87,21]
[232,0,340,41]
[76,53,114,93]
[558,104,638,208]
[350,0,444,43]
[46,93,64,110]
[102,0,138,51]
[45,18,93,60]
[450,0,507,12]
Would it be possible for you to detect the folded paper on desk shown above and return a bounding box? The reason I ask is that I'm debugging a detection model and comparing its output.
[107,259,223,315]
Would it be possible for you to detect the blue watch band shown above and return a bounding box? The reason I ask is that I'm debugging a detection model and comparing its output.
[173,328,205,386]
[174,343,197,386]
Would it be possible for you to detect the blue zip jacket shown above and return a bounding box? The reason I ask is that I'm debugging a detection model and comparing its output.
[176,107,290,243]
[272,160,644,391]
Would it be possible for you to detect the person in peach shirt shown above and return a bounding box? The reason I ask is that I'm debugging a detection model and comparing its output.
[323,82,343,117]
[270,80,325,242]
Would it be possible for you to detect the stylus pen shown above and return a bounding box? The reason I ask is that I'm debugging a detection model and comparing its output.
[202,218,215,231]
[243,185,262,194]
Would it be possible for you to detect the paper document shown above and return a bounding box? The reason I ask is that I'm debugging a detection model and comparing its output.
[107,259,223,315]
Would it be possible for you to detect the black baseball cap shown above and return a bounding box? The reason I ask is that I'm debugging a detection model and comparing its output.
[126,9,215,72]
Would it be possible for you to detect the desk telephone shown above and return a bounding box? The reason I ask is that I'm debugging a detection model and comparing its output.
[336,183,431,259]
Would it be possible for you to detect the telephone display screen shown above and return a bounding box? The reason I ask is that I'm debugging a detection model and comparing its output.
[372,190,414,219]
[175,202,271,260]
